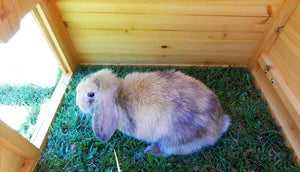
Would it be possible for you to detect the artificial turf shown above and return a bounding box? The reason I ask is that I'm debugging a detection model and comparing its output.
[37,66,299,171]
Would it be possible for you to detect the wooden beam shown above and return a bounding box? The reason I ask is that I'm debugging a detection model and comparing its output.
[0,120,41,170]
[78,54,249,67]
[258,55,300,132]
[248,0,300,70]
[56,0,277,17]
[30,73,72,150]
[250,65,300,165]
[32,0,78,74]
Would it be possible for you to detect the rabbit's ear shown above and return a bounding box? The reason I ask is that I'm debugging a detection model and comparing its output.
[92,91,119,142]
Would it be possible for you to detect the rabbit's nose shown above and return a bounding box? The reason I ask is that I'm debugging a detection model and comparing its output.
[88,92,95,97]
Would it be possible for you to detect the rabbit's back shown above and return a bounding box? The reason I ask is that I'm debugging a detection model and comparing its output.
[117,71,225,144]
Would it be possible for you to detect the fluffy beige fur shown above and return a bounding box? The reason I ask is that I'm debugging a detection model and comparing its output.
[76,69,230,156]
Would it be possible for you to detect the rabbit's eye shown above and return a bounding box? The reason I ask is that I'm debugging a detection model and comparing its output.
[87,92,95,98]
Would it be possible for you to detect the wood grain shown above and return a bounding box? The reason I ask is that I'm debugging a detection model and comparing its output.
[0,120,41,171]
[69,29,263,41]
[32,0,78,74]
[0,148,24,172]
[56,1,276,17]
[284,5,300,47]
[248,0,300,69]
[251,65,300,165]
[61,13,271,30]
[78,53,249,66]
[30,73,72,150]
[73,39,257,56]
[56,0,283,6]
[268,33,300,99]
[258,55,300,132]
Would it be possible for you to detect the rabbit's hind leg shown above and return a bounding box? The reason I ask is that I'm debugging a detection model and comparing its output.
[144,142,166,156]
[161,136,217,156]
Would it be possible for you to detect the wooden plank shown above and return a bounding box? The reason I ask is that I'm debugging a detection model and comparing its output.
[56,1,277,17]
[62,12,271,28]
[62,13,272,32]
[0,148,24,172]
[72,40,257,56]
[248,0,300,69]
[284,5,300,48]
[0,0,21,43]
[0,121,40,160]
[66,22,269,32]
[0,18,13,43]
[31,0,78,74]
[0,120,41,170]
[56,0,283,6]
[258,55,300,132]
[79,53,249,66]
[30,73,72,150]
[268,33,300,99]
[17,0,41,17]
[69,29,263,41]
[250,65,300,165]
[0,0,41,42]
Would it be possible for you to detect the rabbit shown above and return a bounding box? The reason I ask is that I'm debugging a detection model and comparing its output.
[76,69,231,156]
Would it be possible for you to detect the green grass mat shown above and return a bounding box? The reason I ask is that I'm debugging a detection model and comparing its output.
[0,85,54,138]
[0,70,61,139]
[37,66,298,171]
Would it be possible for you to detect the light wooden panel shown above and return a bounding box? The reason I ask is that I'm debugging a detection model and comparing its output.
[32,0,78,74]
[56,0,283,6]
[250,3,300,164]
[258,55,300,132]
[62,13,271,30]
[251,65,300,165]
[269,34,300,99]
[70,29,258,65]
[0,120,41,171]
[73,40,257,56]
[0,0,41,42]
[248,0,300,69]
[67,23,269,32]
[69,29,263,41]
[55,0,283,65]
[56,0,277,17]
[79,54,250,66]
[284,5,300,48]
[30,73,72,149]
[0,148,24,172]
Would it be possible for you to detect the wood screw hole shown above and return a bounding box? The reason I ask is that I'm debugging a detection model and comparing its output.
[161,45,168,49]
[271,78,274,84]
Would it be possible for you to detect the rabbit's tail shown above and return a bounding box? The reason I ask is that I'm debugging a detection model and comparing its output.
[222,114,231,133]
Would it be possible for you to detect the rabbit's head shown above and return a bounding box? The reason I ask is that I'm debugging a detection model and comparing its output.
[76,69,121,141]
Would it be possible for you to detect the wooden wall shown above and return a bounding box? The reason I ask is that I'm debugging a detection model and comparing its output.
[251,3,300,164]
[55,0,284,66]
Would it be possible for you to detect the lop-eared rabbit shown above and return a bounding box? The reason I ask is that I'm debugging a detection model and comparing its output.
[76,69,230,156]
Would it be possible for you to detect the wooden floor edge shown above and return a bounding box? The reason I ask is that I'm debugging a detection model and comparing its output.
[30,73,72,169]
[79,62,247,68]
[249,65,300,165]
